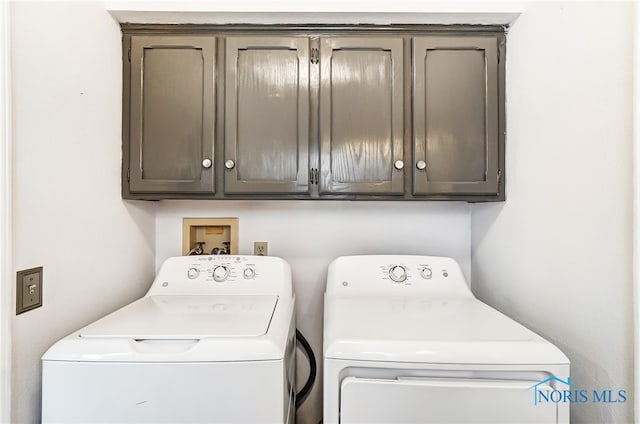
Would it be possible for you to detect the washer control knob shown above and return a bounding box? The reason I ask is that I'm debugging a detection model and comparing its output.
[212,265,230,282]
[419,267,433,279]
[243,267,256,279]
[187,268,199,279]
[389,265,407,283]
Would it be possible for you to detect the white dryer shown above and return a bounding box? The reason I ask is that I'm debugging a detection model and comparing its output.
[42,255,295,423]
[323,255,570,424]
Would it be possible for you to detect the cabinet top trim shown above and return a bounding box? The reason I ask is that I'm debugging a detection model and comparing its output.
[121,23,509,35]
[106,1,523,26]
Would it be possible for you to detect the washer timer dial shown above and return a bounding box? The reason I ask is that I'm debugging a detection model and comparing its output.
[389,265,407,283]
[212,265,230,282]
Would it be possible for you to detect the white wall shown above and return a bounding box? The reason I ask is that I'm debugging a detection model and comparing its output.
[1,0,12,421]
[155,200,471,423]
[471,2,634,423]
[10,2,156,423]
[634,1,640,420]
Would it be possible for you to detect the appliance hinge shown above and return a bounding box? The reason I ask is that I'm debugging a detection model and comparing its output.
[309,168,319,185]
[310,48,319,65]
[127,168,130,182]
[497,169,502,185]
[128,47,131,62]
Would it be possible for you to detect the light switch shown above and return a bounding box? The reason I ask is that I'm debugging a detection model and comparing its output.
[16,266,43,314]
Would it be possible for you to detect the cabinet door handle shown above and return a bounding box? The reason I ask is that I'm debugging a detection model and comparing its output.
[225,159,235,169]
[416,160,427,170]
[394,160,404,170]
[202,158,212,169]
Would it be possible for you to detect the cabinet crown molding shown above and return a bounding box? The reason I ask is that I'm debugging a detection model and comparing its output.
[106,1,523,25]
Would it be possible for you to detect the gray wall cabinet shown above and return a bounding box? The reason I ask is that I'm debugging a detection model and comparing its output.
[125,35,216,194]
[413,36,501,196]
[224,37,310,194]
[121,26,505,201]
[319,37,404,195]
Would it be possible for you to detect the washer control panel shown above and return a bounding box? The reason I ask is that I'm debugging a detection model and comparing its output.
[183,256,258,284]
[148,255,292,296]
[327,255,472,298]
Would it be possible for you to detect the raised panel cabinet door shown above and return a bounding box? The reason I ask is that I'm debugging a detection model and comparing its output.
[413,36,500,196]
[128,35,216,193]
[319,37,404,195]
[225,37,310,194]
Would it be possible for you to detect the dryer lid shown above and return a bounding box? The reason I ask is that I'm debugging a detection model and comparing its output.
[324,297,569,364]
[79,295,278,340]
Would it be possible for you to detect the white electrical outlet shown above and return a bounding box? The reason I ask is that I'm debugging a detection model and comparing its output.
[254,242,268,256]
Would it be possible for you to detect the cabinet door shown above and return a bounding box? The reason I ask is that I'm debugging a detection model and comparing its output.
[413,36,500,196]
[319,37,404,195]
[225,37,310,194]
[128,36,216,193]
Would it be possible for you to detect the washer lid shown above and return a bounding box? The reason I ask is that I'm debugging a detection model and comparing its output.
[80,295,278,340]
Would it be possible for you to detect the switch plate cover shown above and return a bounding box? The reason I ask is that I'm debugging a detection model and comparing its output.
[16,266,43,315]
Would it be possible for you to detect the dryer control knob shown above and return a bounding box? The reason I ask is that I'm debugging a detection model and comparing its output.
[212,265,230,282]
[187,267,200,279]
[243,267,256,279]
[389,265,407,283]
[419,267,433,279]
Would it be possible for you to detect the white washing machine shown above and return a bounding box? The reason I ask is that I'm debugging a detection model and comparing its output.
[42,255,295,423]
[323,255,570,424]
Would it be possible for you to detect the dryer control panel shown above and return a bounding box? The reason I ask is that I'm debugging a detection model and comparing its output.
[326,255,473,298]
[146,255,292,297]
